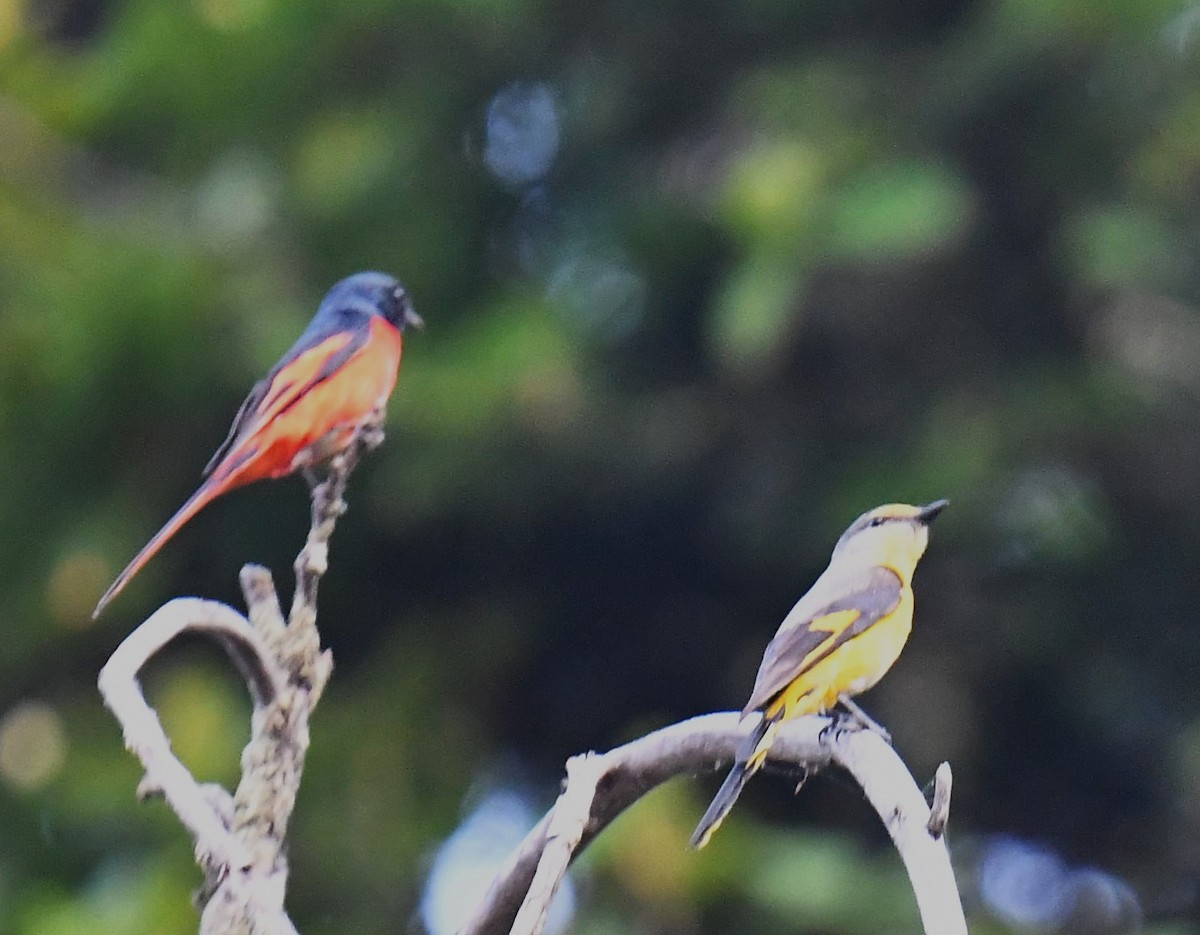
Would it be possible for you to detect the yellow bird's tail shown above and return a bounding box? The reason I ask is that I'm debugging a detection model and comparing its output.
[690,710,782,849]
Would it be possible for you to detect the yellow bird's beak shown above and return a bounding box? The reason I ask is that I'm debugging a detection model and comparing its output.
[917,499,949,524]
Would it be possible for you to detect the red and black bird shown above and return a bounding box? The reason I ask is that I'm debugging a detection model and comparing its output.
[93,271,421,619]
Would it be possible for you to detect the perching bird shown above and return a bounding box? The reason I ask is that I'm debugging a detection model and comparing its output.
[92,271,422,619]
[690,499,947,849]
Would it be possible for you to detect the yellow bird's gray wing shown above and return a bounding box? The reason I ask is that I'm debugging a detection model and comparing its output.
[741,564,903,715]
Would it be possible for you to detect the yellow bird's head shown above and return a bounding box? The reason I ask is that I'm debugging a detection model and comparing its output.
[830,500,948,580]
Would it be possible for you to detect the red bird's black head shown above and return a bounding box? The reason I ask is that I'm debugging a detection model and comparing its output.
[320,271,423,333]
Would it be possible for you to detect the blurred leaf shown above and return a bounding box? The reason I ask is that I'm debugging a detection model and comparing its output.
[708,255,806,375]
[1063,204,1187,287]
[829,160,974,261]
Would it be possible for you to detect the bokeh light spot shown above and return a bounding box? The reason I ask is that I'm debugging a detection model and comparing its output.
[979,836,1070,928]
[484,82,560,188]
[0,0,22,50]
[0,700,67,792]
[721,139,824,244]
[295,112,394,215]
[1090,292,1200,395]
[153,663,248,783]
[195,151,279,249]
[546,254,646,341]
[709,256,805,375]
[194,0,271,31]
[978,836,1142,934]
[997,465,1108,565]
[47,549,110,628]
[421,789,575,935]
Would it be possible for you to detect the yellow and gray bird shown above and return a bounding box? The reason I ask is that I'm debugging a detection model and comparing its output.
[690,499,947,849]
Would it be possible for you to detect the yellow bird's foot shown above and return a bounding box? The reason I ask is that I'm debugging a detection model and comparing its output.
[817,715,861,744]
[762,760,815,790]
[835,695,892,743]
[819,710,888,745]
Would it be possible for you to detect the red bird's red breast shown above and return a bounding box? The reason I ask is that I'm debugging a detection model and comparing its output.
[214,316,403,487]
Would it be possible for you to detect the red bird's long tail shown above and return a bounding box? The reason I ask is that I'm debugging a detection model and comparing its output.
[92,478,229,620]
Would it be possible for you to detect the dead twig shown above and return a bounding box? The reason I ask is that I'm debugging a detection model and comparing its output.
[927,761,953,839]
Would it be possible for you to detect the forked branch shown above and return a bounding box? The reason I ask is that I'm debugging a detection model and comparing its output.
[97,413,385,934]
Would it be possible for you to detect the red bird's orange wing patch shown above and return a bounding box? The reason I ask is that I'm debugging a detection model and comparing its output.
[204,331,358,479]
[216,317,403,486]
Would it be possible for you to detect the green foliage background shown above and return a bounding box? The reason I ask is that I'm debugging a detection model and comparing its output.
[2,0,1199,931]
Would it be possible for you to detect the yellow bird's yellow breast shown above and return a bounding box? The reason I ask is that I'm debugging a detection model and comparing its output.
[766,586,914,720]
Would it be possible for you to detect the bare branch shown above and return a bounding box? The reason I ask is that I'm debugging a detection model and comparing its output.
[927,761,952,839]
[289,406,385,639]
[97,598,275,879]
[833,731,964,935]
[98,420,384,934]
[459,713,966,935]
[509,753,607,935]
